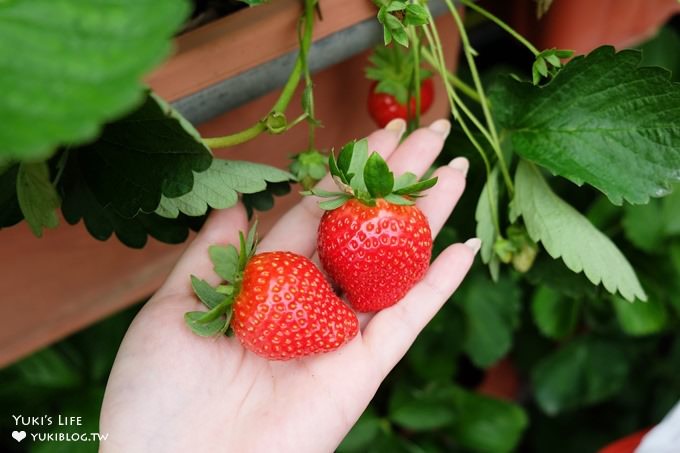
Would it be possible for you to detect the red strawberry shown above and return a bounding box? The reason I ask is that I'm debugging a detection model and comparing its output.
[185,225,358,360]
[306,139,436,312]
[233,251,358,360]
[318,198,432,312]
[366,45,435,128]
[368,79,435,128]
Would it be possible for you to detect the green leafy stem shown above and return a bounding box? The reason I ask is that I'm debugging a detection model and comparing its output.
[202,0,317,149]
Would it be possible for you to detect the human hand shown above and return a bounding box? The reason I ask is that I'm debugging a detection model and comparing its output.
[99,119,479,453]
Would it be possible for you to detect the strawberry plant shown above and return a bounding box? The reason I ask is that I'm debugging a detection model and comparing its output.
[2,0,680,452]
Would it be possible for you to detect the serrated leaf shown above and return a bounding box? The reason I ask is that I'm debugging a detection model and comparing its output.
[67,93,212,218]
[364,152,394,198]
[458,274,521,368]
[492,46,680,205]
[612,296,667,336]
[16,162,60,237]
[475,167,499,265]
[531,285,581,339]
[209,244,239,282]
[532,337,630,415]
[191,275,227,309]
[156,160,292,218]
[184,312,227,337]
[0,0,189,161]
[514,160,647,302]
[60,155,192,248]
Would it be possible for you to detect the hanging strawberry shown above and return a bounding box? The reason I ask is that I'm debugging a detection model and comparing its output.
[366,44,434,128]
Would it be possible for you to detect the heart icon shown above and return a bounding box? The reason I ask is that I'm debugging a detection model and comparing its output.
[12,431,26,442]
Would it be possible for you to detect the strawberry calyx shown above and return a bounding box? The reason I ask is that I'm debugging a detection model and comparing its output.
[304,138,437,210]
[184,222,258,337]
[366,44,432,105]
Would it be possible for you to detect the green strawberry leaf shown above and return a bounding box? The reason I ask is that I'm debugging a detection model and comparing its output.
[346,139,370,194]
[364,152,395,199]
[612,296,667,336]
[450,387,528,453]
[60,152,193,248]
[389,386,456,431]
[66,93,212,219]
[531,286,582,339]
[392,176,437,196]
[475,167,500,280]
[513,160,647,302]
[319,195,352,210]
[209,244,240,283]
[0,0,189,162]
[245,221,258,258]
[16,162,60,237]
[191,275,227,310]
[393,172,418,191]
[458,274,522,368]
[383,193,414,206]
[156,160,293,218]
[367,45,432,104]
[184,312,227,337]
[321,138,436,208]
[492,46,680,205]
[532,336,630,415]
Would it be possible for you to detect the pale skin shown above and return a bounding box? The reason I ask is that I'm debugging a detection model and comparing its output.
[99,118,479,453]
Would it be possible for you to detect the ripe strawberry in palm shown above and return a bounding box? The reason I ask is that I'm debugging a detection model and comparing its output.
[366,45,435,128]
[307,139,436,312]
[185,224,359,360]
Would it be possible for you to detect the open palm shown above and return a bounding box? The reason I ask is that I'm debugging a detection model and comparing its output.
[100,119,477,453]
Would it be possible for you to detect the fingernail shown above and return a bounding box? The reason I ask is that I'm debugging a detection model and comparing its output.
[384,118,407,136]
[464,238,482,255]
[428,119,451,138]
[448,157,469,177]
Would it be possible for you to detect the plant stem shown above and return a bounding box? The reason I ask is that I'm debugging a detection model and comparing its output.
[459,0,540,57]
[201,0,316,149]
[420,48,481,104]
[407,20,422,132]
[300,0,317,150]
[203,123,266,149]
[445,0,514,194]
[423,18,492,178]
